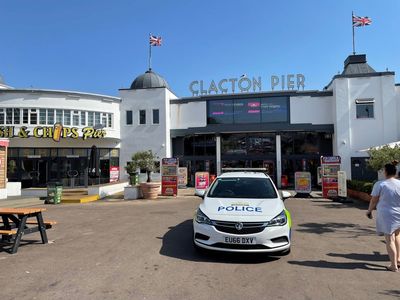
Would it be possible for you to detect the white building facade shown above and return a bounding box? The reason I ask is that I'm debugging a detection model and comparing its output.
[0,54,399,189]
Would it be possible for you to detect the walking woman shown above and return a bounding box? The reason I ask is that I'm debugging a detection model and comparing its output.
[367,162,400,272]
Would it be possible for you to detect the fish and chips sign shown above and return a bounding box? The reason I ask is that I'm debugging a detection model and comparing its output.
[0,123,106,141]
[189,74,306,96]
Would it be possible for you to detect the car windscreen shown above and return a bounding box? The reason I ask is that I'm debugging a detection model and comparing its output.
[207,177,278,199]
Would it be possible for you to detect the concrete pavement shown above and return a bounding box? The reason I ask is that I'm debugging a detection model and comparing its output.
[0,191,398,300]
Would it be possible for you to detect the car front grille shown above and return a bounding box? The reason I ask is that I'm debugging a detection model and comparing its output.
[212,220,267,235]
[211,243,271,250]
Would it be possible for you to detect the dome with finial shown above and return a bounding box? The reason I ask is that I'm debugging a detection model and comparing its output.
[130,69,170,90]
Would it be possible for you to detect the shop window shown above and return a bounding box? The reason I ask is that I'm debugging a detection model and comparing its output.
[0,109,5,124]
[95,112,101,126]
[293,132,319,154]
[22,109,29,124]
[74,148,87,157]
[6,108,13,124]
[30,109,38,125]
[126,111,133,125]
[39,109,46,125]
[247,133,276,155]
[58,148,73,157]
[37,148,49,157]
[222,134,248,155]
[47,109,54,124]
[64,110,71,125]
[73,111,80,126]
[8,148,18,157]
[20,148,34,157]
[108,114,112,128]
[233,99,261,124]
[101,113,107,126]
[356,99,374,119]
[88,112,94,126]
[56,109,63,123]
[14,108,20,124]
[261,97,288,123]
[81,111,86,126]
[281,133,294,155]
[152,109,159,124]
[139,110,146,124]
[207,100,234,124]
[50,148,58,157]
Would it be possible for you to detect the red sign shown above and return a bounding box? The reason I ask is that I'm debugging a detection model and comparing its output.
[161,158,178,196]
[322,177,338,198]
[195,172,210,192]
[161,176,178,196]
[110,166,119,183]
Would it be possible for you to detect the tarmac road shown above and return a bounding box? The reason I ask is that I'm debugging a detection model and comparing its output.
[0,191,399,300]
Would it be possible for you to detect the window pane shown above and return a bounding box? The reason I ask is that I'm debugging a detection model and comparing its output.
[207,100,234,124]
[101,114,107,126]
[73,111,79,126]
[64,110,71,125]
[233,99,260,124]
[88,112,94,126]
[261,97,288,123]
[56,109,63,123]
[139,110,146,124]
[81,111,86,126]
[108,114,112,127]
[30,109,37,125]
[356,104,374,118]
[39,109,46,125]
[13,108,20,124]
[23,109,29,124]
[95,112,100,125]
[126,111,132,125]
[6,108,13,124]
[0,109,4,124]
[152,109,159,124]
[47,109,54,124]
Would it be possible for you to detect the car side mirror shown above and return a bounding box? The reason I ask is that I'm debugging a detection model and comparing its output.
[281,191,291,200]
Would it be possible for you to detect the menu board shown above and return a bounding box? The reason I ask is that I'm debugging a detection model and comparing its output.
[295,172,312,194]
[161,158,178,196]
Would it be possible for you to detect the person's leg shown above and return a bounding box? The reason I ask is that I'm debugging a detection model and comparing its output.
[395,229,400,264]
[385,233,398,271]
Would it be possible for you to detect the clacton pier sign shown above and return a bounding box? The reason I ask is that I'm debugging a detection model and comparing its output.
[189,74,305,96]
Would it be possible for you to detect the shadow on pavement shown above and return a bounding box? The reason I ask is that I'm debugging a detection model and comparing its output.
[327,251,388,262]
[288,260,385,271]
[311,199,368,211]
[296,222,376,238]
[159,219,281,264]
[379,290,400,298]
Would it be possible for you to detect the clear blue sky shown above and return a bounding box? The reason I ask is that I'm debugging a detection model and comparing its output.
[1,0,399,97]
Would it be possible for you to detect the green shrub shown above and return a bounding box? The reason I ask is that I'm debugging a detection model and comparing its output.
[346,180,374,194]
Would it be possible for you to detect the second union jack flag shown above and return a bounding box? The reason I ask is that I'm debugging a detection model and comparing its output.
[352,15,372,27]
[149,35,162,46]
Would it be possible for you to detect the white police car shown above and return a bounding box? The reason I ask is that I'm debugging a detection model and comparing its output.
[193,172,292,254]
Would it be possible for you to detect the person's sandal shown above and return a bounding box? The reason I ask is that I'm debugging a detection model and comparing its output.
[385,266,398,272]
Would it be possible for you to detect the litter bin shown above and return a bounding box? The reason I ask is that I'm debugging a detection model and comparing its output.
[47,182,63,204]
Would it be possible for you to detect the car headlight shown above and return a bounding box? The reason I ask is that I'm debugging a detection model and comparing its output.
[195,209,213,225]
[266,210,287,226]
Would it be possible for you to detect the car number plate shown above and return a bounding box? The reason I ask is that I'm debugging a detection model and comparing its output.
[224,236,257,244]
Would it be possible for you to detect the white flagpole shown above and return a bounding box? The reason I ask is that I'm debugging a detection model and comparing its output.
[149,33,152,70]
[352,11,356,55]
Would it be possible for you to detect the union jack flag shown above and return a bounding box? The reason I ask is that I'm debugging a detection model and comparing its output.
[352,15,372,27]
[149,35,162,46]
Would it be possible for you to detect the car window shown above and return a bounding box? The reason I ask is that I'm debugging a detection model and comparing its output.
[207,177,278,199]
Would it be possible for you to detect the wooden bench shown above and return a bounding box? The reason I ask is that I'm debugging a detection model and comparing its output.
[0,220,56,229]
[0,229,17,235]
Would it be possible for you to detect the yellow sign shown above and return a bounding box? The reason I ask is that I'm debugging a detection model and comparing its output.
[0,124,106,141]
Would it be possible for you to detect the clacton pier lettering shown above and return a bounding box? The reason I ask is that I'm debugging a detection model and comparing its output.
[189,74,305,96]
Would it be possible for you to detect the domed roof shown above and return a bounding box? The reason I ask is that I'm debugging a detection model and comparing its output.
[130,69,170,90]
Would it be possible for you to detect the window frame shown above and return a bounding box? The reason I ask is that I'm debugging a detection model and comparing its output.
[152,109,160,125]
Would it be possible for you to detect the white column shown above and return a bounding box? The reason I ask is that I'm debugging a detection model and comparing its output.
[276,134,282,188]
[216,135,222,175]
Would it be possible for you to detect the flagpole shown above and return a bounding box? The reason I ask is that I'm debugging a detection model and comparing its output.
[148,33,152,70]
[352,11,356,55]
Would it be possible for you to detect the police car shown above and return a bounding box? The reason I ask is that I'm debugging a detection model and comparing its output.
[193,172,292,254]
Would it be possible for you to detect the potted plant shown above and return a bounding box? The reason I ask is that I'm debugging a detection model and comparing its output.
[125,150,160,199]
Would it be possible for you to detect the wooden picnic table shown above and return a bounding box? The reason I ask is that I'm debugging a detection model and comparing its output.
[0,207,49,254]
